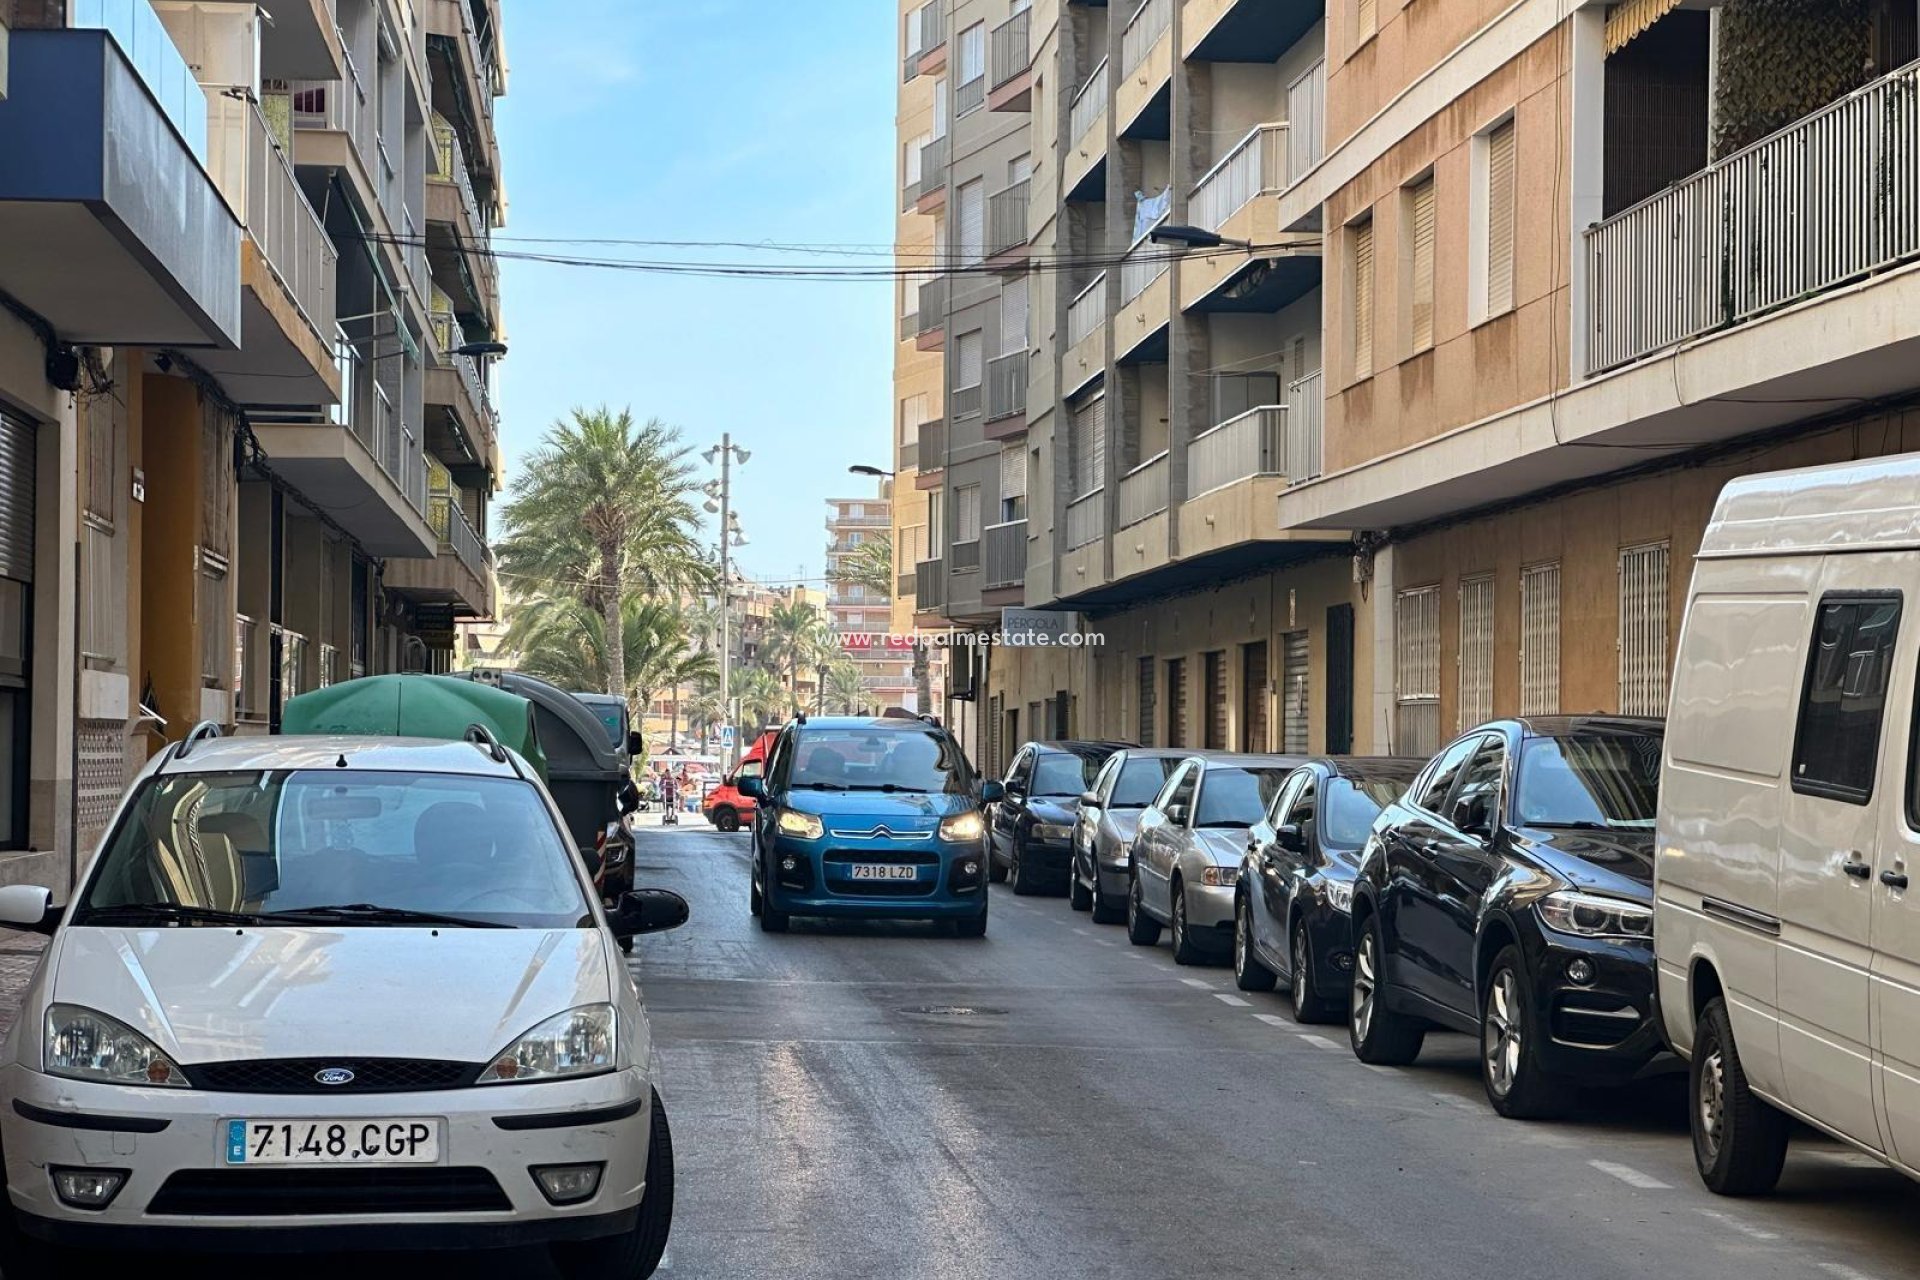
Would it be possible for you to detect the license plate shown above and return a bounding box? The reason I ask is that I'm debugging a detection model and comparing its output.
[848,864,918,881]
[225,1118,440,1165]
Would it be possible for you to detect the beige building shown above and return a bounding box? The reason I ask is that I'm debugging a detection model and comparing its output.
[903,0,1920,774]
[826,480,915,709]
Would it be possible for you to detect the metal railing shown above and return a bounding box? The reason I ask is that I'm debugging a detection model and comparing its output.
[1288,60,1326,183]
[206,95,337,341]
[951,538,981,571]
[1068,271,1107,347]
[401,421,426,514]
[917,2,946,57]
[1120,222,1172,302]
[432,118,485,231]
[429,310,498,436]
[1585,58,1920,374]
[1118,452,1170,527]
[1122,0,1172,74]
[957,74,986,116]
[987,351,1026,420]
[989,179,1030,256]
[235,615,258,717]
[1070,57,1109,145]
[427,489,490,584]
[916,558,947,610]
[1066,489,1105,549]
[1285,369,1324,485]
[990,8,1031,89]
[984,519,1027,587]
[1191,123,1290,232]
[952,378,983,418]
[917,135,949,199]
[917,417,947,471]
[403,205,429,302]
[916,276,949,336]
[1188,405,1289,497]
[81,519,120,668]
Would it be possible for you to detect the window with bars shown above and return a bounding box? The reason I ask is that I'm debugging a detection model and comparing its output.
[1407,177,1436,354]
[1202,651,1227,750]
[1000,444,1027,521]
[1459,575,1494,729]
[1165,657,1188,747]
[1281,632,1310,754]
[1395,585,1441,757]
[1350,218,1375,379]
[1520,562,1561,715]
[958,179,985,263]
[1486,118,1517,317]
[1242,640,1270,752]
[1137,656,1156,746]
[1619,542,1670,716]
[1071,396,1107,497]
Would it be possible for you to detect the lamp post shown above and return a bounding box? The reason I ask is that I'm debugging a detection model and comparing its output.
[703,436,751,770]
[1147,224,1256,252]
[848,464,895,478]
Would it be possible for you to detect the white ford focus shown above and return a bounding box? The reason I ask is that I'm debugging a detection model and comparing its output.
[0,730,684,1277]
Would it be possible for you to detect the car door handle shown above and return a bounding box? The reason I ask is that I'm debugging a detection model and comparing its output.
[1844,862,1873,879]
[1882,870,1910,890]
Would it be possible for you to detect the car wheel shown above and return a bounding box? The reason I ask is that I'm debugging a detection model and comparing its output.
[1233,894,1278,992]
[758,859,790,933]
[1288,920,1339,1024]
[749,862,764,917]
[1126,874,1162,946]
[955,896,989,939]
[1010,837,1044,897]
[1068,865,1093,911]
[1481,946,1564,1119]
[712,806,739,833]
[1170,880,1210,966]
[551,1088,674,1280]
[1348,913,1425,1066]
[1090,869,1125,925]
[1692,996,1789,1195]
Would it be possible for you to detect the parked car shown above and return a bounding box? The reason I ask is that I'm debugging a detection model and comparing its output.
[702,730,777,832]
[987,740,1132,895]
[1128,754,1305,964]
[1656,454,1920,1195]
[0,724,687,1277]
[741,716,1002,936]
[1347,717,1666,1118]
[1069,749,1188,923]
[1235,757,1424,1022]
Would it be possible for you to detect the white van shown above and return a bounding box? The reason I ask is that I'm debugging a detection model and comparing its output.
[1657,454,1920,1195]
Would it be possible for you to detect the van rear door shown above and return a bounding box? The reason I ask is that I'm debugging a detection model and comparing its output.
[1872,589,1920,1169]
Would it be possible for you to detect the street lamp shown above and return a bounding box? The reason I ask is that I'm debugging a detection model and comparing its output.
[1148,224,1255,251]
[704,435,750,768]
[454,340,509,358]
[849,464,895,478]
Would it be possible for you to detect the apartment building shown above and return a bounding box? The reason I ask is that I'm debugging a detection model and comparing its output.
[826,480,915,710]
[0,0,505,885]
[905,0,1920,775]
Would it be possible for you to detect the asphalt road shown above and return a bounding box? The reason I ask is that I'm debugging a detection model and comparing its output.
[636,820,1920,1280]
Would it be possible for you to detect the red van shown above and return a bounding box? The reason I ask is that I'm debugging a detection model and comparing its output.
[702,730,778,831]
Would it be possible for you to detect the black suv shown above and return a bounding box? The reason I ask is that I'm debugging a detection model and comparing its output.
[1347,716,1667,1118]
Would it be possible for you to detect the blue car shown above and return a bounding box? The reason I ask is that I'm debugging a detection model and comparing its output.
[741,716,1003,937]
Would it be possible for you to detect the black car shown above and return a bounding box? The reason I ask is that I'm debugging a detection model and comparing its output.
[989,740,1133,895]
[1347,716,1667,1118]
[1234,757,1424,1023]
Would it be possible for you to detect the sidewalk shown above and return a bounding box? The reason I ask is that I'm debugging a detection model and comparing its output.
[0,937,44,1041]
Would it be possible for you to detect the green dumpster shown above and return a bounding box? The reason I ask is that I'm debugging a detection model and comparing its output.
[281,675,549,780]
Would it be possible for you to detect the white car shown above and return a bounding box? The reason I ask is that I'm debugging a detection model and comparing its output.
[0,729,685,1276]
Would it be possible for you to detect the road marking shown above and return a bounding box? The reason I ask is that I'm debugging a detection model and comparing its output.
[1252,1013,1290,1028]
[1094,938,1115,947]
[1213,993,1251,1007]
[1122,951,1145,959]
[1179,978,1215,990]
[1818,1264,1881,1280]
[1588,1161,1671,1190]
[1072,928,1091,936]
[1297,1034,1342,1051]
[1695,1208,1778,1242]
[1357,1063,1398,1076]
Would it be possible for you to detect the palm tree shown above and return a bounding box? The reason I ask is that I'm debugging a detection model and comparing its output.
[495,407,709,699]
[822,660,868,715]
[762,599,832,702]
[501,592,716,720]
[730,666,788,733]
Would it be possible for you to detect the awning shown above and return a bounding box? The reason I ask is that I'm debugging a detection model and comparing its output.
[1606,0,1684,55]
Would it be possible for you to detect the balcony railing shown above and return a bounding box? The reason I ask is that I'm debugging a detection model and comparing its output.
[989,179,1030,257]
[360,379,426,515]
[234,615,259,719]
[952,377,983,419]
[429,310,498,434]
[1121,0,1172,74]
[917,135,949,199]
[1188,405,1298,496]
[1068,272,1107,347]
[987,351,1026,421]
[1120,223,1172,302]
[427,488,490,585]
[1285,369,1324,485]
[1066,489,1105,549]
[1191,123,1290,232]
[957,74,986,116]
[951,538,981,571]
[206,95,337,341]
[916,558,947,610]
[1585,58,1920,374]
[1070,57,1109,146]
[1118,452,1170,527]
[917,2,946,59]
[916,276,949,336]
[984,519,1027,588]
[1288,60,1326,183]
[990,8,1031,89]
[917,417,947,471]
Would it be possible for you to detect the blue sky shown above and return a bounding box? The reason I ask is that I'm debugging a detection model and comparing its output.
[493,0,896,585]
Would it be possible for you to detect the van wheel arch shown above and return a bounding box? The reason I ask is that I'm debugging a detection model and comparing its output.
[1690,957,1725,1026]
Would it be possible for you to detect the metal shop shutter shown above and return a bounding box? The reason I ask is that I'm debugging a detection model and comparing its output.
[0,414,36,584]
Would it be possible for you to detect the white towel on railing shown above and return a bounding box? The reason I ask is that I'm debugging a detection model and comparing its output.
[1132,187,1171,242]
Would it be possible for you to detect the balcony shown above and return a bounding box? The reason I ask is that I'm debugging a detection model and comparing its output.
[1066,490,1105,550]
[983,519,1027,589]
[1182,121,1322,313]
[1066,271,1107,393]
[427,119,499,333]
[426,310,498,485]
[1586,58,1920,375]
[987,179,1030,265]
[988,8,1032,112]
[987,351,1026,425]
[1118,0,1173,140]
[912,1,947,77]
[426,0,501,191]
[1183,0,1326,64]
[951,537,980,573]
[951,374,982,420]
[1189,403,1319,497]
[1066,58,1109,200]
[385,486,494,617]
[914,416,947,487]
[915,134,949,213]
[1118,452,1170,527]
[915,558,947,612]
[1192,123,1287,233]
[286,71,418,324]
[0,27,240,348]
[957,72,985,117]
[915,275,948,350]
[1117,224,1172,359]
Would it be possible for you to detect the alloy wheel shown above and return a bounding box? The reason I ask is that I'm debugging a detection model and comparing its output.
[1234,902,1249,973]
[1484,967,1523,1098]
[1699,1047,1726,1162]
[1352,930,1377,1042]
[1292,928,1310,1018]
[1173,888,1188,952]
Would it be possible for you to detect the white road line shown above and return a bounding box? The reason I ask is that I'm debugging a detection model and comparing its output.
[1297,1034,1342,1051]
[1122,951,1145,959]
[1252,1013,1291,1028]
[1072,928,1091,936]
[1694,1208,1778,1242]
[1094,938,1115,947]
[1588,1161,1672,1190]
[1818,1264,1880,1280]
[1213,993,1252,1007]
[1179,978,1215,990]
[1357,1063,1397,1076]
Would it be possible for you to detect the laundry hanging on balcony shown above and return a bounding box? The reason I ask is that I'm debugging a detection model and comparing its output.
[1132,186,1171,243]
[1605,0,1684,55]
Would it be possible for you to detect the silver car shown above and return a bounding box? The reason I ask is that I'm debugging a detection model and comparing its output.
[1127,753,1305,964]
[1069,749,1187,924]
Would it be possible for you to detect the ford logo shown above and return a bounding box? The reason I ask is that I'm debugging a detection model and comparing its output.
[314,1067,356,1087]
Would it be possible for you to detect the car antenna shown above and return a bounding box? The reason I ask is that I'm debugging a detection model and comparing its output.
[795,710,807,725]
[463,723,508,763]
[335,752,349,768]
[174,720,223,760]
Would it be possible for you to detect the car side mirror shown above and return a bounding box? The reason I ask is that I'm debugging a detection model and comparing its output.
[738,775,765,799]
[981,780,1006,804]
[1080,790,1100,807]
[626,730,644,756]
[1275,823,1306,854]
[1166,803,1189,827]
[1453,794,1492,839]
[613,888,690,938]
[0,884,56,936]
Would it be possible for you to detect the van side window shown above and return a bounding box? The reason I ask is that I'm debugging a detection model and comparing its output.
[1792,594,1902,805]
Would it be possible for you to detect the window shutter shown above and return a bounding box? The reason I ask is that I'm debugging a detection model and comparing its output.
[1137,657,1157,746]
[956,485,982,542]
[1072,396,1107,497]
[1352,220,1375,377]
[959,180,985,263]
[961,23,985,82]
[1357,0,1377,39]
[1487,120,1516,315]
[934,82,949,138]
[1618,543,1670,716]
[956,330,983,387]
[1395,585,1441,756]
[1000,444,1027,499]
[1281,632,1310,754]
[1520,562,1560,714]
[1000,273,1029,354]
[1458,575,1494,728]
[1411,179,1436,352]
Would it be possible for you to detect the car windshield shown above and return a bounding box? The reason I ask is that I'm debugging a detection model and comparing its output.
[789,728,971,793]
[74,770,592,929]
[585,704,624,748]
[1033,752,1100,796]
[1323,776,1412,846]
[1514,735,1662,829]
[1195,768,1291,828]
[1112,757,1180,807]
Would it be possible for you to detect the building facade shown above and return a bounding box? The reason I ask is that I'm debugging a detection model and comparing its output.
[900,0,1920,779]
[0,0,506,886]
[826,480,916,710]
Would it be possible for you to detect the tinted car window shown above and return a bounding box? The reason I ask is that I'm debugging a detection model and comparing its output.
[1513,734,1662,828]
[1449,738,1505,825]
[1033,753,1099,796]
[1323,776,1406,846]
[1113,757,1181,807]
[1194,768,1292,828]
[1418,736,1480,812]
[1793,594,1900,804]
[791,728,972,793]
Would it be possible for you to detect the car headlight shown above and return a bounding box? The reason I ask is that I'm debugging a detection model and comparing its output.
[1200,865,1239,888]
[1324,880,1355,915]
[1105,839,1132,866]
[939,810,985,842]
[478,1004,617,1084]
[1031,823,1072,841]
[44,1005,188,1089]
[1536,890,1652,941]
[777,809,825,840]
